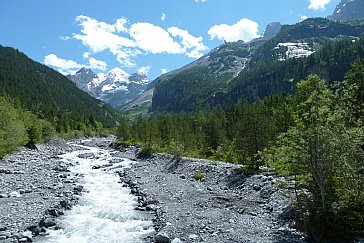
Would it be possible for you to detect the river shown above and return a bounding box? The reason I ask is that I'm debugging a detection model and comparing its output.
[37,141,154,243]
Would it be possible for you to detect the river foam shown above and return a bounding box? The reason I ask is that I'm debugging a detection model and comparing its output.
[38,142,154,243]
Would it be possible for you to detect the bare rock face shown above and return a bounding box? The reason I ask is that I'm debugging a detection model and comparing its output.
[263,22,282,40]
[329,0,364,22]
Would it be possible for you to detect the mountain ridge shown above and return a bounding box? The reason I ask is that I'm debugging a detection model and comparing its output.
[149,18,364,113]
[329,0,364,22]
[0,45,119,129]
[67,67,150,108]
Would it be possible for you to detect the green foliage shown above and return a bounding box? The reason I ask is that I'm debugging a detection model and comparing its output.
[152,22,364,114]
[137,146,153,159]
[0,45,120,131]
[0,96,55,158]
[261,74,364,240]
[192,172,204,181]
[117,99,284,168]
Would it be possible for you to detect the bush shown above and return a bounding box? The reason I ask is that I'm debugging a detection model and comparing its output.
[136,146,153,159]
[193,172,204,181]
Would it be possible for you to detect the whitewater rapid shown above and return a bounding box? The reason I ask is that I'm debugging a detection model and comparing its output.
[37,142,154,243]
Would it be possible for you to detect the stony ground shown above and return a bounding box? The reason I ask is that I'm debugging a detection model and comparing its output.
[0,138,84,242]
[0,138,309,242]
[117,146,309,243]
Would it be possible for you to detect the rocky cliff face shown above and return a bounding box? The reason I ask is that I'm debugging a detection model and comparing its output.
[68,68,150,108]
[263,22,282,39]
[329,0,364,22]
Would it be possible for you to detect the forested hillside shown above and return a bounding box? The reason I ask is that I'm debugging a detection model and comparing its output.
[222,36,364,104]
[0,46,120,132]
[0,96,54,158]
[151,18,364,113]
[117,58,364,241]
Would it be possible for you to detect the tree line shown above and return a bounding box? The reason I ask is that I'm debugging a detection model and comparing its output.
[116,58,364,241]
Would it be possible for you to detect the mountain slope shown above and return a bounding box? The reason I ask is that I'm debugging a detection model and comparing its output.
[149,18,364,113]
[67,67,150,108]
[221,37,364,104]
[329,0,364,22]
[0,45,119,128]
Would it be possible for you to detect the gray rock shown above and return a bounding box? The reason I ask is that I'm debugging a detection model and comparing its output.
[189,234,199,240]
[253,184,261,191]
[0,194,8,198]
[171,238,183,243]
[0,235,6,240]
[9,191,21,198]
[39,218,56,228]
[154,232,171,243]
[260,187,273,199]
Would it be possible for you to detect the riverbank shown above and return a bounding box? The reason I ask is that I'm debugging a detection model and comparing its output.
[117,146,309,242]
[0,138,83,242]
[0,138,308,242]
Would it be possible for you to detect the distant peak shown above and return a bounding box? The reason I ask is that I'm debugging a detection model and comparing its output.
[107,67,130,82]
[263,22,282,40]
[76,67,94,74]
[109,67,128,75]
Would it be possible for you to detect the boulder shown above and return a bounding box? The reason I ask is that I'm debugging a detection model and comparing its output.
[39,218,56,228]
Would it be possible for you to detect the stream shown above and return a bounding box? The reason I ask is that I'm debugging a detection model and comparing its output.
[37,141,154,243]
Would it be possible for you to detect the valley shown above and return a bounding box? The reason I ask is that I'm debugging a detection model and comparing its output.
[0,0,363,242]
[0,137,305,243]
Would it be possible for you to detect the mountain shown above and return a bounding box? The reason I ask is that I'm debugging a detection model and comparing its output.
[67,67,150,108]
[329,0,364,22]
[0,45,119,129]
[262,22,282,39]
[148,18,364,113]
[121,22,283,117]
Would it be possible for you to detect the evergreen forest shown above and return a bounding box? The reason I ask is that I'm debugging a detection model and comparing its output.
[116,58,364,241]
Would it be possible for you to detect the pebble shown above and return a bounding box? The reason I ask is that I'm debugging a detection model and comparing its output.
[0,137,83,241]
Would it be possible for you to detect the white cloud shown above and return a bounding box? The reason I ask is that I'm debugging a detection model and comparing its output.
[74,15,135,53]
[88,57,107,71]
[308,0,332,11]
[161,13,166,22]
[300,15,309,21]
[168,27,208,58]
[59,36,71,41]
[130,22,183,54]
[161,68,168,74]
[44,53,107,75]
[138,66,151,75]
[72,15,208,68]
[83,52,90,59]
[115,17,129,32]
[208,18,261,42]
[44,54,83,75]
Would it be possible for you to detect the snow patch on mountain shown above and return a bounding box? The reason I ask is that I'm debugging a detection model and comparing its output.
[67,67,150,108]
[274,42,315,61]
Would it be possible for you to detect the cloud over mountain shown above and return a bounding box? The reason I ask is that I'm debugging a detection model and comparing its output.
[44,54,107,75]
[69,15,208,68]
[208,18,261,42]
[308,0,332,11]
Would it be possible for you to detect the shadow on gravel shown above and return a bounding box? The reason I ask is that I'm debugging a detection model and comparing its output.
[225,169,255,188]
[164,158,184,172]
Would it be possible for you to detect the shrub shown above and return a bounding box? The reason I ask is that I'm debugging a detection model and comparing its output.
[193,172,204,181]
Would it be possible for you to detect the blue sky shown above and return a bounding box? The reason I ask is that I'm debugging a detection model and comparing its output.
[0,0,340,79]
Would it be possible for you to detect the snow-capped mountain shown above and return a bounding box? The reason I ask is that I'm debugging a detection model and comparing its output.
[329,0,364,22]
[67,67,150,108]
